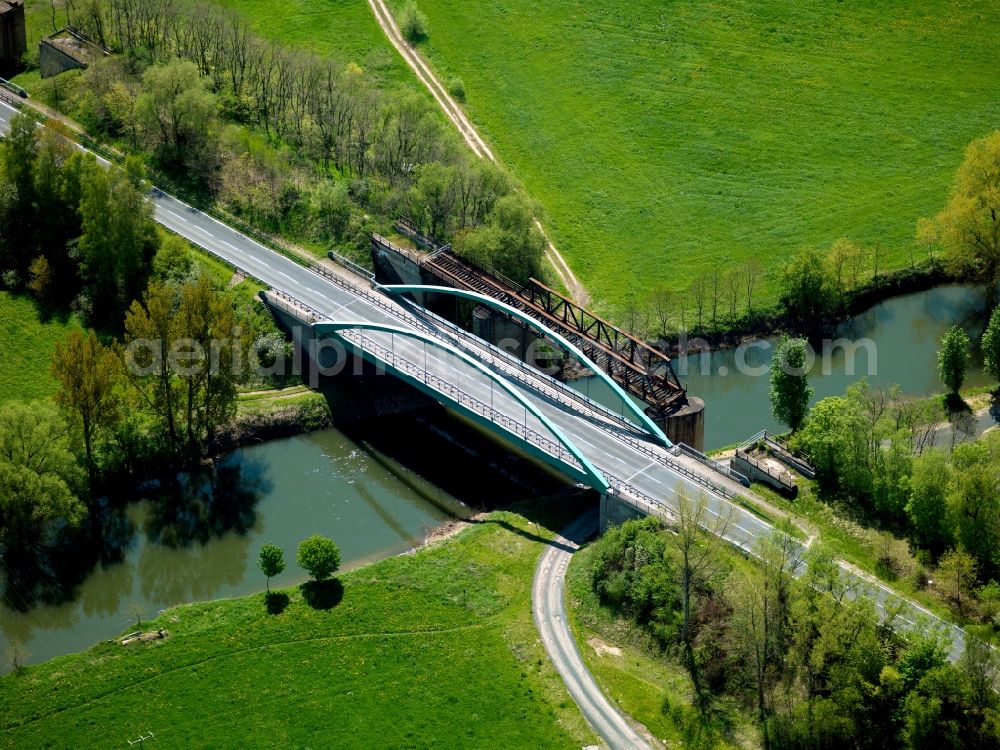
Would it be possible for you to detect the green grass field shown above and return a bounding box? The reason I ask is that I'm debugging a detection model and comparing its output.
[397,0,1000,312]
[0,506,595,749]
[212,0,412,89]
[0,292,80,403]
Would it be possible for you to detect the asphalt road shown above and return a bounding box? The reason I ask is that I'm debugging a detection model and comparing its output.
[0,99,971,733]
[533,510,654,750]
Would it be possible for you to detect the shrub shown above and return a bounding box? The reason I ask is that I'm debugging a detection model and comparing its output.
[448,76,466,101]
[401,1,428,43]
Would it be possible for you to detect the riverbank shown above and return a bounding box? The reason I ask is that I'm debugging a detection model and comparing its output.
[0,502,598,748]
[652,259,963,357]
[215,386,333,453]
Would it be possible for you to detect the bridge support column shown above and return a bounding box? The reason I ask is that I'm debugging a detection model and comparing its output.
[660,396,705,452]
[599,492,648,533]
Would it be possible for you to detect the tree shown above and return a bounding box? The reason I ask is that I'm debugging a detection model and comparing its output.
[408,162,457,239]
[52,328,122,478]
[947,438,1000,580]
[453,193,544,284]
[936,546,978,619]
[937,325,970,395]
[648,286,673,337]
[124,281,183,458]
[670,485,731,703]
[724,267,741,321]
[688,276,707,331]
[401,1,428,43]
[77,157,159,325]
[743,257,762,315]
[770,335,813,432]
[123,276,244,464]
[174,274,244,459]
[0,401,86,549]
[135,58,218,175]
[780,247,835,323]
[981,306,1000,385]
[258,543,285,592]
[905,449,954,554]
[588,517,679,645]
[921,130,1000,284]
[297,534,340,581]
[26,256,52,301]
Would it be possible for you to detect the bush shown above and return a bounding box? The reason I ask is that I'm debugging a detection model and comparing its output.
[589,517,681,646]
[401,1,429,43]
[297,534,341,581]
[448,76,466,101]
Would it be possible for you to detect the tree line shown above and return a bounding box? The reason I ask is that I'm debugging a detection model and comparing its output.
[39,0,546,283]
[590,512,1000,749]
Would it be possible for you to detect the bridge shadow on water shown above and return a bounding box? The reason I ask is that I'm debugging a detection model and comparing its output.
[319,364,600,547]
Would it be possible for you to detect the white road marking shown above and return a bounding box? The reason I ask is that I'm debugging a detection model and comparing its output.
[624,461,656,484]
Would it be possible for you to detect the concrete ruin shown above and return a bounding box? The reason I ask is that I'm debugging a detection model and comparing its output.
[39,27,107,78]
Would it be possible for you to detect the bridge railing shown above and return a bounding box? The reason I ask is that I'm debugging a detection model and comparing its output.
[385,292,653,438]
[672,443,750,487]
[333,327,588,478]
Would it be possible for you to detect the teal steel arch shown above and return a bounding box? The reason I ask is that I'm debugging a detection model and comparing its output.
[380,284,671,447]
[313,320,609,493]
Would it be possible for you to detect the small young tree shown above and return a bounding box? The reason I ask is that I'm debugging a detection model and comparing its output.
[937,325,970,395]
[769,335,814,432]
[936,546,978,619]
[297,535,341,581]
[258,543,286,593]
[401,1,428,43]
[981,306,1000,385]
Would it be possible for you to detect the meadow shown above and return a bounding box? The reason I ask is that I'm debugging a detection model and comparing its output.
[0,292,80,403]
[395,0,1000,312]
[0,506,595,748]
[214,0,413,89]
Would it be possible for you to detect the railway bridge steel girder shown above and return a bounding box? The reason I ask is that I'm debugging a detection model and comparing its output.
[379,284,672,449]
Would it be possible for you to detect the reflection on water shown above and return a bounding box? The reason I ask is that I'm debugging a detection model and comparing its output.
[0,425,472,671]
[574,284,996,450]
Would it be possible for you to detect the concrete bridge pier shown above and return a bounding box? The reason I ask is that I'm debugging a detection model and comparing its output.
[599,492,648,533]
[661,396,706,452]
[264,295,436,423]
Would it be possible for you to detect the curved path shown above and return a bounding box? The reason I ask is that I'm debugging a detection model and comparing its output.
[533,511,655,750]
[366,0,590,304]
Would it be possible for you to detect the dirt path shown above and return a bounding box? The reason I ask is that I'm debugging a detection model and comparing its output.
[366,0,589,305]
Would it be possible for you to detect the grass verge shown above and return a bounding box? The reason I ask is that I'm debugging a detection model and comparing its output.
[0,504,596,749]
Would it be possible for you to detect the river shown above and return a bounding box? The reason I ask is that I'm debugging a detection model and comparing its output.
[574,283,996,450]
[0,411,566,671]
[1,282,995,671]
